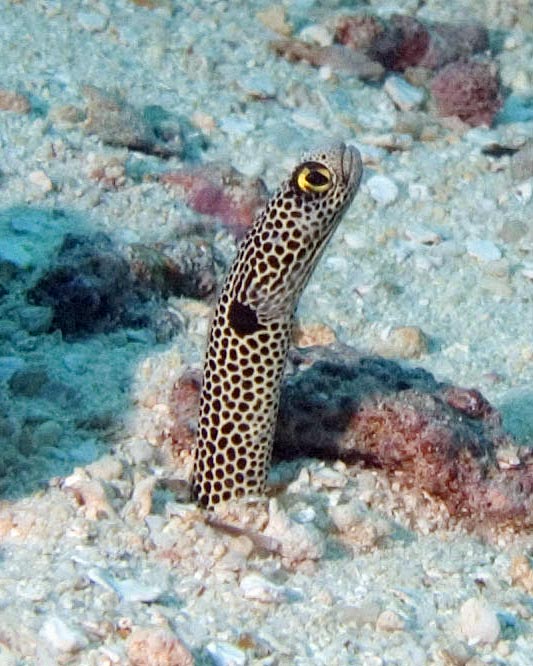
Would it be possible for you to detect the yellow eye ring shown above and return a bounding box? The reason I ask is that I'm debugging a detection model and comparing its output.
[294,163,333,193]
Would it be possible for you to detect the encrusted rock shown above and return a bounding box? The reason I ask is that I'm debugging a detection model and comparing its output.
[82,85,183,157]
[28,233,216,337]
[431,60,502,127]
[169,344,533,530]
[127,627,194,666]
[275,345,533,529]
[369,14,488,72]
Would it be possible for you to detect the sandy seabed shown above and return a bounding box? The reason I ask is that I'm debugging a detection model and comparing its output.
[0,1,532,664]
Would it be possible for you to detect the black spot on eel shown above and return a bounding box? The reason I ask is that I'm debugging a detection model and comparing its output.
[192,142,363,509]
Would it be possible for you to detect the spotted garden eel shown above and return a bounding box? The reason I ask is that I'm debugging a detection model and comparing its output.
[192,142,363,509]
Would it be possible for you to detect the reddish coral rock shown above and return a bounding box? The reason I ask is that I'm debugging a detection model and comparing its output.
[337,13,489,73]
[275,346,533,528]
[430,60,502,126]
[167,369,202,452]
[161,165,267,239]
[369,15,430,72]
[335,14,384,51]
[169,344,533,530]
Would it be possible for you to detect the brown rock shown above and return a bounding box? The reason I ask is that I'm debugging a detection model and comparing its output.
[0,89,30,113]
[376,325,429,359]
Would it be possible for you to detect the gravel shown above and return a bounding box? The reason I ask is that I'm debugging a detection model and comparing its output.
[0,0,532,664]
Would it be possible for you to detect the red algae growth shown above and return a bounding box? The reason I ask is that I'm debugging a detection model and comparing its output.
[168,346,533,531]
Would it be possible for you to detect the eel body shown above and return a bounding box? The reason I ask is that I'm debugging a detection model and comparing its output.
[192,142,363,509]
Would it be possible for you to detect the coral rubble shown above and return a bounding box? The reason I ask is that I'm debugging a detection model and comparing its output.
[430,60,503,126]
[168,345,533,530]
[162,165,268,239]
[28,233,216,337]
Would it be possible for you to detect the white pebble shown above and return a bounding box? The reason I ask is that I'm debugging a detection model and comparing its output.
[384,75,426,111]
[299,24,334,47]
[113,579,163,603]
[408,182,430,200]
[206,642,247,666]
[459,597,500,644]
[466,239,502,262]
[219,116,255,136]
[292,110,325,131]
[310,465,347,489]
[39,616,88,653]
[77,10,108,32]
[514,179,533,204]
[290,506,316,524]
[28,170,53,192]
[343,231,367,249]
[405,225,442,245]
[366,174,399,206]
[376,609,405,632]
[264,498,325,563]
[240,573,290,603]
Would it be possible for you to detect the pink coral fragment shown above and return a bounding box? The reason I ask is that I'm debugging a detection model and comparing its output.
[161,166,267,239]
[431,60,502,126]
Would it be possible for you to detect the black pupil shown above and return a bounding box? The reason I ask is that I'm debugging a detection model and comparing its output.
[306,169,328,186]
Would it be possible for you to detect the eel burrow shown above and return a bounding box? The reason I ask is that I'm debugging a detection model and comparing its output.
[192,142,363,509]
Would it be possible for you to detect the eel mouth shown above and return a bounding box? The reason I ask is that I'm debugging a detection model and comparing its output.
[341,144,357,182]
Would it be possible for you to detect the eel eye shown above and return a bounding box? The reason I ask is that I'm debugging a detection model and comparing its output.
[294,162,333,193]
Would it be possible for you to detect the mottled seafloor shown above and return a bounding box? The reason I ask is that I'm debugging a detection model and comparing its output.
[0,1,533,665]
